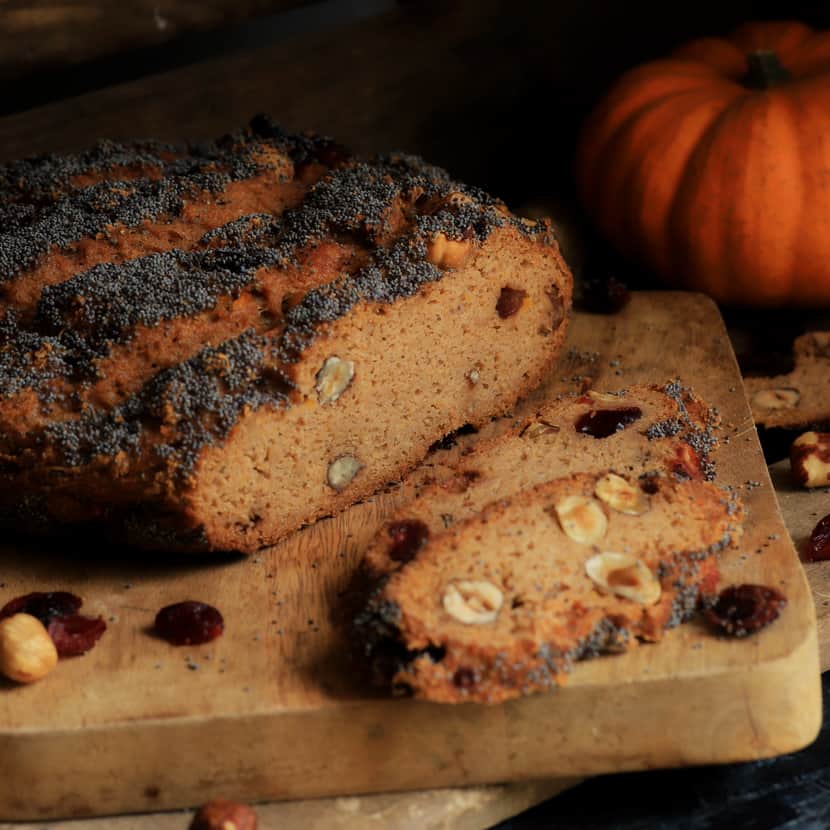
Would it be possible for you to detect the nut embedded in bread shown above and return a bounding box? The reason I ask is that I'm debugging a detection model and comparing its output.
[0,117,573,552]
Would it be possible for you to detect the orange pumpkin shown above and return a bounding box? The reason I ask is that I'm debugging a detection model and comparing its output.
[577,21,830,307]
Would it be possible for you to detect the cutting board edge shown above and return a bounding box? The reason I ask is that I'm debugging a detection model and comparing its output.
[0,611,821,822]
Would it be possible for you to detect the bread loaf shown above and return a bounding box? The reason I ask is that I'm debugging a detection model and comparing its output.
[0,117,572,552]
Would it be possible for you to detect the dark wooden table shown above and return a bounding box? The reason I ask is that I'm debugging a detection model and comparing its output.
[500,674,830,828]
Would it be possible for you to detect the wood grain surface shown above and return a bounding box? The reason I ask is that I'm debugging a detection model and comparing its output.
[0,292,820,822]
[3,459,826,830]
[0,1,313,80]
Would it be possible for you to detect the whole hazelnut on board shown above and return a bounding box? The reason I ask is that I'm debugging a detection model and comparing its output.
[0,613,58,683]
[189,798,258,830]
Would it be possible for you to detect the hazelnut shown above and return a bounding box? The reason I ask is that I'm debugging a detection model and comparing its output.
[445,191,477,209]
[595,473,650,515]
[521,419,560,440]
[442,580,503,624]
[0,613,58,683]
[804,331,830,358]
[587,391,623,404]
[189,798,258,830]
[554,495,608,545]
[315,356,355,405]
[326,455,362,491]
[752,388,800,411]
[585,553,662,605]
[790,431,830,488]
[426,232,472,269]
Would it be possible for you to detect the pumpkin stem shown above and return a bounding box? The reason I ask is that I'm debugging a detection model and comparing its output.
[743,50,791,89]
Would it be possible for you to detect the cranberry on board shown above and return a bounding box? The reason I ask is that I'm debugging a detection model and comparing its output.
[154,601,224,646]
[0,591,82,626]
[804,513,830,562]
[580,274,631,314]
[48,615,107,657]
[0,591,106,657]
[704,584,786,637]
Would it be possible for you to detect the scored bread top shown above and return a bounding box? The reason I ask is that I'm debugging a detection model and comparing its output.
[363,382,719,579]
[356,471,743,704]
[0,116,559,507]
[0,117,571,552]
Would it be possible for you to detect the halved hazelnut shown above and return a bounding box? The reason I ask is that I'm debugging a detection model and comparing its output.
[585,553,662,605]
[791,431,830,488]
[752,388,800,410]
[587,391,623,404]
[804,332,830,358]
[427,233,472,269]
[445,191,477,209]
[520,419,560,440]
[442,580,503,625]
[595,473,650,515]
[326,455,362,490]
[316,356,355,405]
[554,495,608,545]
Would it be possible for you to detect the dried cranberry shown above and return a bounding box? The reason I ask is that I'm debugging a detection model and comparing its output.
[575,407,642,438]
[804,513,830,562]
[496,286,527,319]
[453,667,476,688]
[671,444,703,480]
[154,601,224,646]
[704,584,786,637]
[387,519,430,564]
[580,275,630,314]
[48,615,107,657]
[639,476,660,494]
[0,591,82,626]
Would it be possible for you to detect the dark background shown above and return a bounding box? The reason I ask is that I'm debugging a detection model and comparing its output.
[3,2,830,826]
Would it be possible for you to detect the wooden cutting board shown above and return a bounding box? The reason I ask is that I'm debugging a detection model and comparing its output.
[0,292,820,822]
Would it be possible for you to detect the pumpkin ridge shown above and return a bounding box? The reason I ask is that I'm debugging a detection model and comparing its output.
[580,83,737,253]
[625,94,737,277]
[576,62,731,207]
[665,93,753,295]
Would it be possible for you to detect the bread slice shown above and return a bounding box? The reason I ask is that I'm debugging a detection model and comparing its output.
[356,471,742,704]
[745,332,830,431]
[363,382,718,579]
[0,120,572,552]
